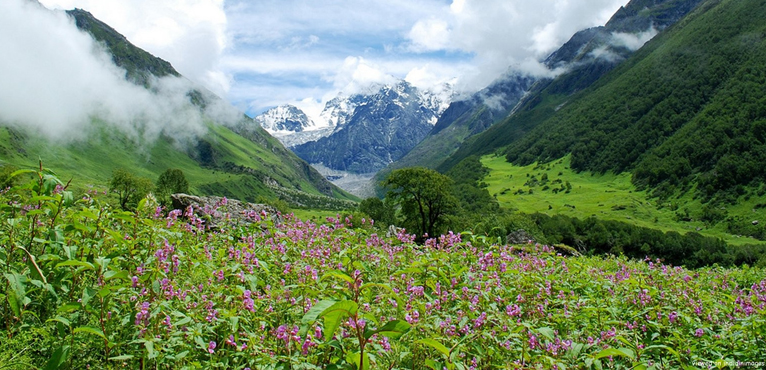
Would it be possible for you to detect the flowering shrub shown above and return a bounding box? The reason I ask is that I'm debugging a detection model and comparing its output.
[0,167,764,369]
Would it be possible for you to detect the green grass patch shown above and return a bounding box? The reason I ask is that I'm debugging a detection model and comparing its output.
[482,154,766,246]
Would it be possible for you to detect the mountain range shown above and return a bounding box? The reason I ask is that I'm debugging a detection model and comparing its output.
[246,0,714,201]
[390,0,706,176]
[260,80,452,175]
[5,0,763,242]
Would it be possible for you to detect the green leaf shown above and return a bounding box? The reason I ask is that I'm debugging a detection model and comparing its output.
[43,345,69,370]
[58,303,81,313]
[104,270,129,281]
[47,316,72,328]
[537,327,555,340]
[98,286,119,298]
[145,341,157,359]
[321,270,354,284]
[74,326,107,341]
[6,290,21,317]
[364,320,411,340]
[594,347,635,360]
[108,355,135,361]
[318,300,358,341]
[346,351,371,370]
[81,287,97,307]
[55,260,95,270]
[302,299,338,325]
[417,338,451,358]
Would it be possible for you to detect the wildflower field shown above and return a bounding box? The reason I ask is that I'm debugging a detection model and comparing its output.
[1,168,764,369]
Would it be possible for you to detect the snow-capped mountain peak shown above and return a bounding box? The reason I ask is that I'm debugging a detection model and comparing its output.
[256,105,314,134]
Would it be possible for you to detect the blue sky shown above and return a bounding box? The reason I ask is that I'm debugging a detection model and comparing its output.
[39,0,629,120]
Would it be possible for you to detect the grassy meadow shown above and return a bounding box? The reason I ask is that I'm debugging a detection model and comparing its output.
[481,155,766,247]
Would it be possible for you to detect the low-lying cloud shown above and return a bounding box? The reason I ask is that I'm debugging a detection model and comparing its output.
[0,0,238,146]
[406,0,630,90]
[611,28,659,51]
[39,0,230,96]
[588,27,659,63]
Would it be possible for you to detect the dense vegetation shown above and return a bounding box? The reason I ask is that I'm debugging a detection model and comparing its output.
[2,168,765,369]
[367,157,766,269]
[505,0,766,203]
[517,212,766,268]
[440,0,766,205]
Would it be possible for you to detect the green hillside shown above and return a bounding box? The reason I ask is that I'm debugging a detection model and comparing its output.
[0,7,356,208]
[0,121,356,208]
[439,0,765,202]
[415,0,766,253]
[502,0,766,202]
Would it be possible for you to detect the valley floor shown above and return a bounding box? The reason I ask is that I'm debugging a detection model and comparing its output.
[482,155,766,247]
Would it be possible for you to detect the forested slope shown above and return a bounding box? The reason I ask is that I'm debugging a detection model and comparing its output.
[441,0,766,204]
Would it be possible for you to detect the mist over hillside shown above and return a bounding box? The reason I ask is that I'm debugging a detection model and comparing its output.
[0,0,353,206]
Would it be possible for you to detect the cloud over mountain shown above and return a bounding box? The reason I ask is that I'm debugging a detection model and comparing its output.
[0,0,229,144]
[39,0,230,96]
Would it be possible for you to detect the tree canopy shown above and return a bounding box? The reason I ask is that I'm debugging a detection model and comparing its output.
[109,168,153,210]
[156,168,189,205]
[383,167,457,242]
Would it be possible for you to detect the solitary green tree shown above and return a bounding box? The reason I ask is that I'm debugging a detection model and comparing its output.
[109,168,154,210]
[156,168,189,205]
[383,167,457,242]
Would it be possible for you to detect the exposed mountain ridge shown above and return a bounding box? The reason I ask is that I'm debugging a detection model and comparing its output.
[256,105,314,133]
[290,80,452,174]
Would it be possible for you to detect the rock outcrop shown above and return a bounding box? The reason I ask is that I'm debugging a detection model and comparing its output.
[170,194,281,228]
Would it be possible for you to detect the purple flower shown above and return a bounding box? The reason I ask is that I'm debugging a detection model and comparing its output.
[207,341,216,354]
[135,302,151,326]
[243,290,255,312]
[506,304,521,317]
[669,311,678,323]
[695,328,704,337]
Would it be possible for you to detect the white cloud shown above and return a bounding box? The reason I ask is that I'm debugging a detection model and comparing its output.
[0,0,231,145]
[405,65,459,92]
[331,57,399,95]
[38,0,230,96]
[405,0,630,89]
[611,28,659,51]
[407,18,452,52]
[53,0,632,123]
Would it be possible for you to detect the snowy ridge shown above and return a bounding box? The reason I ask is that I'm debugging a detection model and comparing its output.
[258,80,454,149]
[255,104,314,134]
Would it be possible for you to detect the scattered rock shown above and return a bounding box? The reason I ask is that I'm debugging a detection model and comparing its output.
[170,193,280,228]
[753,220,759,226]
[386,224,404,238]
[507,229,536,245]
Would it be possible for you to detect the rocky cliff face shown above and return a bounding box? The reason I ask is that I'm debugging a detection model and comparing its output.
[291,81,449,173]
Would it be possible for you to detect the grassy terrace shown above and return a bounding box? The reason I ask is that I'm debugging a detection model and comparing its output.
[482,154,766,247]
